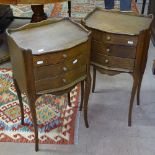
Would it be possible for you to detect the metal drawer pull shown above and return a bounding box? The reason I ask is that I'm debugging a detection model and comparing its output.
[106,48,110,52]
[63,67,68,71]
[128,41,134,45]
[106,36,111,40]
[73,59,78,64]
[62,78,67,83]
[37,60,44,64]
[63,54,67,58]
[105,59,109,63]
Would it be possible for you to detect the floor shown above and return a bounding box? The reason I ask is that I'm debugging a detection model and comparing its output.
[1,1,155,155]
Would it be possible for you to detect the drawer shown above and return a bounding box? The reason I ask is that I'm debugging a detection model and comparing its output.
[91,53,135,71]
[35,65,86,92]
[104,33,138,47]
[92,30,138,47]
[92,40,136,58]
[33,42,89,67]
[34,54,88,80]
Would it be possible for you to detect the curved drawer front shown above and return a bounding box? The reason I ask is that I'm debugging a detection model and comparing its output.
[92,40,136,58]
[105,33,138,47]
[91,53,135,71]
[33,42,89,67]
[34,54,88,80]
[35,66,86,92]
[92,30,138,47]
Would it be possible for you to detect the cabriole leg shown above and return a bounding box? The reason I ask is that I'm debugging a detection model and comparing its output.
[84,72,91,128]
[13,78,24,125]
[27,95,39,152]
[92,66,96,93]
[128,75,138,126]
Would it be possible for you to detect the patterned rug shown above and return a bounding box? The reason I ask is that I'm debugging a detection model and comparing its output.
[11,0,138,20]
[0,68,80,144]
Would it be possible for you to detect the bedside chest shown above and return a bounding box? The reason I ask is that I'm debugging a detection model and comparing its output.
[6,18,91,151]
[82,8,153,126]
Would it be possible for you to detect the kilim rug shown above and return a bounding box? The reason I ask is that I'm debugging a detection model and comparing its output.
[11,0,138,20]
[0,68,80,144]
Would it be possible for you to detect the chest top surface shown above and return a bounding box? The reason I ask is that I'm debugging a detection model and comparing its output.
[7,18,90,55]
[83,8,153,35]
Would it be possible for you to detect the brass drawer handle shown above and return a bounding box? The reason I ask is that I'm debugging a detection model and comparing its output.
[106,36,111,41]
[105,59,109,63]
[106,48,110,52]
[73,59,78,64]
[36,60,44,65]
[62,78,67,83]
[63,67,68,71]
[63,54,67,58]
[128,41,134,45]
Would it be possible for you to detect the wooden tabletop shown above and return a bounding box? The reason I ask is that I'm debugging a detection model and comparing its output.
[7,18,90,55]
[83,7,153,35]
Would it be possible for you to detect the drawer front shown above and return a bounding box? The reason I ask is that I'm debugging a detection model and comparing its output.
[92,40,136,58]
[34,54,88,80]
[33,42,89,67]
[92,30,138,47]
[35,65,86,92]
[91,53,135,70]
[104,33,138,47]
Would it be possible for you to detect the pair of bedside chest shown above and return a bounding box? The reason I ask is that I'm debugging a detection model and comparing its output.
[6,8,153,151]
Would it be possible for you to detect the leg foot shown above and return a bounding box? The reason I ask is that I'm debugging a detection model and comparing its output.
[84,110,89,128]
[35,142,39,152]
[128,75,138,126]
[27,96,39,151]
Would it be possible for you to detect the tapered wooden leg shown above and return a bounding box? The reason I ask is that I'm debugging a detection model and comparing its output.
[27,96,39,152]
[84,73,91,128]
[92,66,96,93]
[68,1,71,17]
[137,74,143,106]
[67,92,71,107]
[128,75,138,126]
[13,78,24,125]
[79,80,84,111]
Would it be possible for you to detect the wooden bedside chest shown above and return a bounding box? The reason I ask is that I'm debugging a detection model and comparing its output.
[6,18,91,151]
[82,7,153,126]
